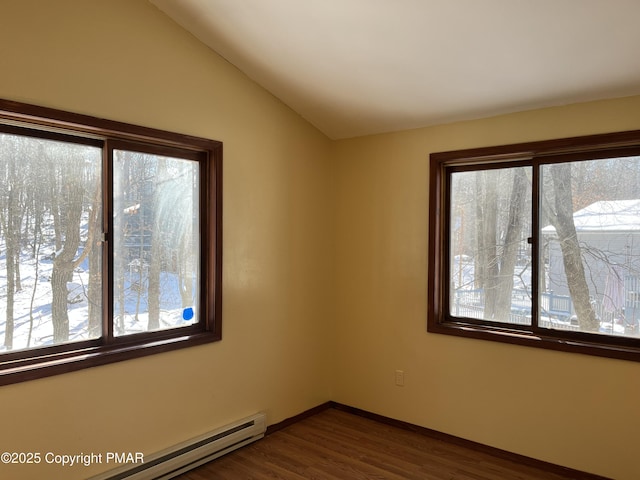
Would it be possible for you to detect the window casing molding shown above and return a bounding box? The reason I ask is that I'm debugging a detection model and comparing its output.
[0,99,222,385]
[428,129,640,362]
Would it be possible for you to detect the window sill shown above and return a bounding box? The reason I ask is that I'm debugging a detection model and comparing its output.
[0,331,220,386]
[428,320,640,363]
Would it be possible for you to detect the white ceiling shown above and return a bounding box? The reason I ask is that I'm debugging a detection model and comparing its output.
[151,0,640,139]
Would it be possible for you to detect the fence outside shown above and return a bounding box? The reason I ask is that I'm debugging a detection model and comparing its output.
[452,275,640,335]
[452,289,579,331]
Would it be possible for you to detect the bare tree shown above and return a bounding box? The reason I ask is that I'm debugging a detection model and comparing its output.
[87,182,103,338]
[0,136,29,349]
[50,166,84,343]
[471,168,529,322]
[493,168,528,320]
[48,144,100,343]
[545,163,599,331]
[147,158,165,331]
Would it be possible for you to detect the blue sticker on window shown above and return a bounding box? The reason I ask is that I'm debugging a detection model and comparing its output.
[183,307,194,321]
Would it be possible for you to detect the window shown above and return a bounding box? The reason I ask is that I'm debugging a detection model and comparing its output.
[428,130,640,361]
[0,99,222,384]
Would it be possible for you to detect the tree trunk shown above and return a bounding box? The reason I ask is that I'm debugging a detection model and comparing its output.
[87,190,102,339]
[4,211,14,349]
[494,169,528,320]
[474,174,486,289]
[548,163,599,331]
[50,178,84,343]
[179,256,194,308]
[51,263,73,343]
[3,156,20,349]
[479,172,499,319]
[147,158,166,331]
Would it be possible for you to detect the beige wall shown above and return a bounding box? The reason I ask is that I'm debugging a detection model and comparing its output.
[0,1,333,479]
[2,1,640,479]
[332,95,640,480]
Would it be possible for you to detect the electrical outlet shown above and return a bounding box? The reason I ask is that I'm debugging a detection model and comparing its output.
[395,370,405,386]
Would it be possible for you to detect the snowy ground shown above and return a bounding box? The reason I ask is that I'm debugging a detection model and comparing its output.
[0,248,196,353]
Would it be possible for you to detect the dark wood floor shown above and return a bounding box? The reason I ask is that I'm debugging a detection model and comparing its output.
[176,408,598,480]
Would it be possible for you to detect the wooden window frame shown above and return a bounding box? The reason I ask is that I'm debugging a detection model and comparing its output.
[0,99,222,385]
[428,129,640,362]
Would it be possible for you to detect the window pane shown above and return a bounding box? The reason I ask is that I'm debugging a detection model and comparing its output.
[113,150,199,336]
[449,167,532,325]
[0,133,102,352]
[540,157,640,337]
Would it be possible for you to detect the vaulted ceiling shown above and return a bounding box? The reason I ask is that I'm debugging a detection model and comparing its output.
[151,0,640,139]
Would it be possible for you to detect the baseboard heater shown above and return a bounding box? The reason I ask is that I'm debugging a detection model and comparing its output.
[88,412,266,480]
